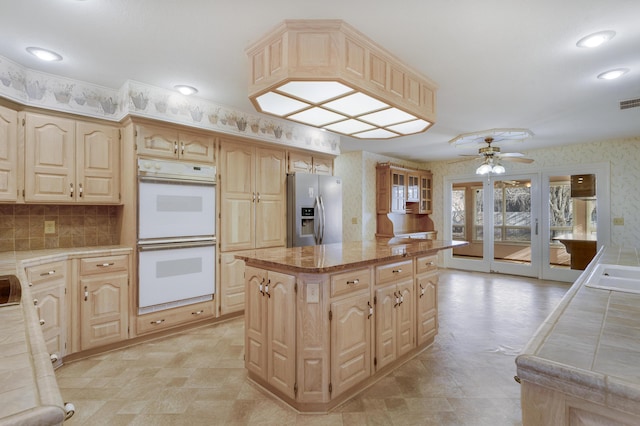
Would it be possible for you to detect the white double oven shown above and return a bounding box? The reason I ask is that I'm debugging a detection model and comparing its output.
[137,158,216,314]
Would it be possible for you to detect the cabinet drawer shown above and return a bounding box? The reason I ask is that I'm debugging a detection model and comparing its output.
[375,260,413,285]
[415,255,438,274]
[331,268,371,298]
[27,261,67,285]
[136,301,215,335]
[79,255,128,276]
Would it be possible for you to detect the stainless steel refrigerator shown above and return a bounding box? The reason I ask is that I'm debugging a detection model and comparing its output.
[287,173,342,247]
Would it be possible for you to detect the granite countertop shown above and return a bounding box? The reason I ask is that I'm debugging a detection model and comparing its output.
[235,238,468,273]
[516,246,640,415]
[0,246,132,425]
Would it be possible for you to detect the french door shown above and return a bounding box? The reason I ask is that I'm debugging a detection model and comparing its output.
[444,163,610,282]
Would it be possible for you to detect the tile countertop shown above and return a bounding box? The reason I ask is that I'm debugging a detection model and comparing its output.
[516,246,640,416]
[235,238,468,273]
[0,246,132,426]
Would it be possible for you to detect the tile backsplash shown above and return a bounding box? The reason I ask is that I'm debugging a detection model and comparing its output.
[0,204,120,252]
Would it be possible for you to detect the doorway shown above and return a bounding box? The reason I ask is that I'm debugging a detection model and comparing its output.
[443,163,610,282]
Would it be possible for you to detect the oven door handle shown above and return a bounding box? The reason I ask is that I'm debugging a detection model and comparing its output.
[138,239,216,251]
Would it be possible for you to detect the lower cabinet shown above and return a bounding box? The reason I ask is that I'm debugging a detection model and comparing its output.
[27,261,68,369]
[76,254,129,351]
[245,266,296,399]
[136,301,214,335]
[374,279,415,370]
[416,255,439,346]
[219,251,246,315]
[330,290,372,399]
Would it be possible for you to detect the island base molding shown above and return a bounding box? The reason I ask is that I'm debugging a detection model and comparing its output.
[247,336,435,414]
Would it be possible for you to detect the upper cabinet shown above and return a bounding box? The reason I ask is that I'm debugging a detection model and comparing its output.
[23,112,121,204]
[219,138,286,251]
[287,150,333,175]
[376,163,432,215]
[135,124,215,164]
[0,105,17,202]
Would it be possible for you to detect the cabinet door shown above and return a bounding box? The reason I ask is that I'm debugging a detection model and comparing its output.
[179,131,215,163]
[255,147,286,249]
[219,141,255,251]
[396,279,415,358]
[219,252,245,315]
[288,151,312,173]
[24,113,75,202]
[266,271,296,398]
[0,105,17,202]
[331,291,371,398]
[135,124,178,159]
[76,122,120,203]
[79,272,128,350]
[32,280,67,368]
[312,156,333,176]
[419,172,432,214]
[407,173,420,202]
[416,272,438,346]
[391,170,406,213]
[375,284,397,370]
[245,267,268,379]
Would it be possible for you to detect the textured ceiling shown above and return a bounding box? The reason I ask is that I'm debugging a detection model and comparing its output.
[1,0,639,161]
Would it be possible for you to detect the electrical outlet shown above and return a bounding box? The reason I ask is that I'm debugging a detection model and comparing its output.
[613,217,624,226]
[306,283,319,303]
[44,220,56,234]
[351,217,358,224]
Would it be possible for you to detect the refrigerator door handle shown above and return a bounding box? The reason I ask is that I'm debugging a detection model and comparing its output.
[314,196,321,244]
[319,195,326,245]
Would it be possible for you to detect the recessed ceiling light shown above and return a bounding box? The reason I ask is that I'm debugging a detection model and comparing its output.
[576,31,616,48]
[26,47,63,62]
[597,68,629,80]
[174,85,198,95]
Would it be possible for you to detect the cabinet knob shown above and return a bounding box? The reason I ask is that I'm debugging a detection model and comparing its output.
[40,318,46,326]
[192,310,204,315]
[346,279,359,285]
[392,269,402,274]
[40,270,55,277]
[151,319,165,325]
[50,353,59,363]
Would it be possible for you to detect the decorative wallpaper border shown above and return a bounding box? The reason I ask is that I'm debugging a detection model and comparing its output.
[0,55,341,155]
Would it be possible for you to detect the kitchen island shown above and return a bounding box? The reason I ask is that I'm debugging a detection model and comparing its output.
[516,246,640,425]
[236,238,467,413]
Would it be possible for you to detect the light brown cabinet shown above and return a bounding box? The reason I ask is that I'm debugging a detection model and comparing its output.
[219,138,286,251]
[330,289,372,399]
[218,251,246,315]
[27,261,68,369]
[77,254,129,350]
[245,266,296,399]
[374,259,415,370]
[23,112,120,203]
[0,105,17,202]
[287,151,334,175]
[136,301,214,335]
[135,123,215,163]
[415,254,438,346]
[419,172,433,214]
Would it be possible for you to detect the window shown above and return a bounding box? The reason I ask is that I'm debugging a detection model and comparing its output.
[451,188,466,239]
[474,183,532,242]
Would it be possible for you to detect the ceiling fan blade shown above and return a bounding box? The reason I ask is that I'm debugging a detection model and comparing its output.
[448,157,477,164]
[501,157,534,164]
[498,152,525,158]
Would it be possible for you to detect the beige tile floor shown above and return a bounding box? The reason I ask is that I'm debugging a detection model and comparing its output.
[56,269,569,425]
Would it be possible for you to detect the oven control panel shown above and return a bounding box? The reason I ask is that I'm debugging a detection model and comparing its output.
[138,158,216,182]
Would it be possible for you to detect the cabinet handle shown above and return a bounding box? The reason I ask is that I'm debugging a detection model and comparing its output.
[78,183,83,197]
[40,270,55,276]
[252,192,256,203]
[150,319,165,325]
[259,278,265,295]
[346,279,359,285]
[368,301,373,319]
[174,141,178,154]
[426,261,434,266]
[181,142,185,156]
[33,298,38,306]
[69,183,74,197]
[392,269,402,273]
[265,280,270,298]
[394,291,400,307]
[256,192,260,203]
[97,262,115,267]
[40,318,46,326]
[50,353,59,363]
[419,283,425,298]
[64,403,75,421]
[192,310,204,315]
[84,286,88,301]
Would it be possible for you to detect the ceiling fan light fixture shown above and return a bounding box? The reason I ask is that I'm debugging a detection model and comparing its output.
[476,163,493,175]
[576,31,616,48]
[492,163,506,174]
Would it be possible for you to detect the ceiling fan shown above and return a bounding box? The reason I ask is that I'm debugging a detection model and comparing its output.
[452,136,534,174]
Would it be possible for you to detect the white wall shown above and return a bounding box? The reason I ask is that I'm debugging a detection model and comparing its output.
[339,136,640,247]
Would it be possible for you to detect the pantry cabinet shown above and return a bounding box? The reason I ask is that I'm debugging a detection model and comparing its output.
[23,112,120,203]
[26,260,68,369]
[135,123,215,163]
[219,138,286,251]
[76,254,129,351]
[245,266,296,399]
[0,105,17,202]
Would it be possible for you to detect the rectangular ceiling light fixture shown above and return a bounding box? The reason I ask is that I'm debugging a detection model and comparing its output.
[246,20,438,139]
